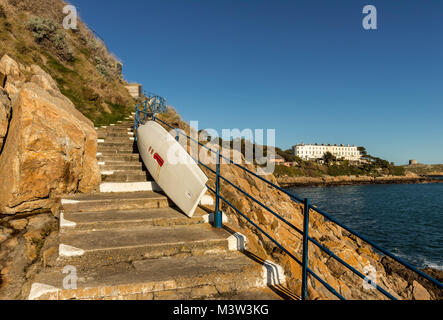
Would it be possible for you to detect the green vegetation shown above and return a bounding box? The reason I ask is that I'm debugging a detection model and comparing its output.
[275,160,405,178]
[0,2,134,126]
[403,164,443,176]
[223,139,406,178]
[274,154,406,178]
[26,16,74,61]
[90,102,128,127]
[322,151,336,165]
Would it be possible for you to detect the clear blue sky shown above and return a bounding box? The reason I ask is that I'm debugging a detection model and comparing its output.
[69,0,442,165]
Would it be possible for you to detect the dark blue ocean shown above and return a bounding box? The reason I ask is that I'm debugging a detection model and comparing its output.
[287,182,443,270]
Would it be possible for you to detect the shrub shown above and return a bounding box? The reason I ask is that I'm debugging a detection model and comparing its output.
[26,16,73,61]
[26,16,58,41]
[389,166,406,176]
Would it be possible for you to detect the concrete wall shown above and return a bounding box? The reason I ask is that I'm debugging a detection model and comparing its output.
[125,84,142,98]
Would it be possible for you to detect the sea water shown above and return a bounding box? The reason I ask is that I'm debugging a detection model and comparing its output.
[287,183,443,270]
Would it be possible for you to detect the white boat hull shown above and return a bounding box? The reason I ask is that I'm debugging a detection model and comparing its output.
[137,121,208,217]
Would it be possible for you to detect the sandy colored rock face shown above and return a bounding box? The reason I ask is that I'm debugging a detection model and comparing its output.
[0,81,100,214]
[0,54,25,98]
[29,65,60,94]
[0,88,11,150]
[411,281,431,300]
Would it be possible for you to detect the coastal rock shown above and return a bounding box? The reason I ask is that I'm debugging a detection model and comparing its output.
[27,214,53,232]
[9,219,28,231]
[29,65,60,94]
[0,81,100,214]
[0,54,25,98]
[0,88,11,151]
[411,281,431,300]
[0,227,13,244]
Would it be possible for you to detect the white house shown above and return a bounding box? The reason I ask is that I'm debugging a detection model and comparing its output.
[292,143,362,161]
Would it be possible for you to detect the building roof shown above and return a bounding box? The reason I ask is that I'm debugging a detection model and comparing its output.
[293,143,356,147]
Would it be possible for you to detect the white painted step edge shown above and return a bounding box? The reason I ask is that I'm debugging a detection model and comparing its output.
[59,244,85,257]
[28,283,59,300]
[200,195,214,206]
[203,211,229,225]
[227,232,247,251]
[60,211,76,228]
[257,261,286,287]
[99,181,162,193]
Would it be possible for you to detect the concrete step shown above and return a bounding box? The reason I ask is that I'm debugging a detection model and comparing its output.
[97,122,133,128]
[61,207,208,232]
[104,127,133,131]
[61,191,172,213]
[97,132,134,138]
[99,138,135,144]
[101,169,147,175]
[100,164,144,171]
[96,129,133,135]
[96,124,133,129]
[101,173,152,183]
[100,170,152,183]
[98,151,139,157]
[56,224,232,266]
[98,154,141,162]
[99,160,144,166]
[97,146,138,153]
[99,181,161,193]
[213,288,285,300]
[29,252,268,300]
[98,142,136,148]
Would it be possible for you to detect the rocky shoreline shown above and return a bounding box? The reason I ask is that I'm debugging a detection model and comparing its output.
[277,175,443,188]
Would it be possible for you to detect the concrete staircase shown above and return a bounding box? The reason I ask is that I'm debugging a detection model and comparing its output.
[28,116,287,300]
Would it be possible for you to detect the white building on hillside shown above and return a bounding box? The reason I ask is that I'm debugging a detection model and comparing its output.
[292,143,362,161]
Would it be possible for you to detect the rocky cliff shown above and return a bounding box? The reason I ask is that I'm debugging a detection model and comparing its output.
[0,54,100,297]
[0,54,100,214]
[276,174,440,188]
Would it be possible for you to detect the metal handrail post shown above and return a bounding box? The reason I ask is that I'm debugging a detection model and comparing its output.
[302,198,310,300]
[214,150,222,228]
[134,108,139,142]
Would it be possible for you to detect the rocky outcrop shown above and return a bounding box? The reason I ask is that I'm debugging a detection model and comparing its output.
[0,212,58,299]
[0,54,26,99]
[0,88,11,151]
[0,54,100,214]
[277,174,440,188]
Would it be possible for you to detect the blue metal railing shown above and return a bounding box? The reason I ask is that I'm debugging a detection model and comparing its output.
[133,108,443,300]
[133,94,167,140]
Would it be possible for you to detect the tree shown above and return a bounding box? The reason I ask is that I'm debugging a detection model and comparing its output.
[358,146,367,156]
[323,152,336,165]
